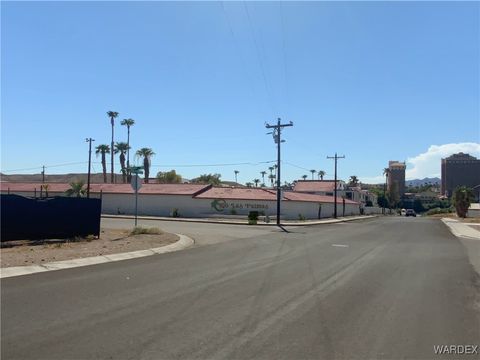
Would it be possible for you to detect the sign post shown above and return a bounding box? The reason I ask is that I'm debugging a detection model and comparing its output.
[129,166,144,227]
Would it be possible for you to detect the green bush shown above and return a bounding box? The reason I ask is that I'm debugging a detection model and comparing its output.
[248,211,259,225]
[171,208,180,218]
[131,226,162,235]
[426,207,454,216]
[298,213,306,221]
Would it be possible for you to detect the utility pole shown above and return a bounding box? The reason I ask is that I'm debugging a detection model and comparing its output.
[86,138,95,198]
[327,152,345,218]
[266,118,293,226]
[41,165,45,183]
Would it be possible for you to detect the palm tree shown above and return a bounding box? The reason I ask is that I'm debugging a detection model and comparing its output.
[383,168,390,214]
[302,174,308,180]
[260,171,266,184]
[253,178,260,187]
[234,170,239,183]
[268,174,276,187]
[349,175,359,187]
[107,111,119,183]
[310,169,316,180]
[136,148,155,183]
[268,166,274,177]
[318,170,326,180]
[65,181,86,197]
[121,118,135,181]
[246,182,253,188]
[115,142,130,183]
[95,144,110,183]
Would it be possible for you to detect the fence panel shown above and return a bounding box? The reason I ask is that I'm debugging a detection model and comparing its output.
[1,194,102,241]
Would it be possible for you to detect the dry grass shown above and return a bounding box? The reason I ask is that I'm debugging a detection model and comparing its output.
[130,226,163,235]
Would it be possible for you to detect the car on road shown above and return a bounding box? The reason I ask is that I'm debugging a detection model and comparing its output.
[405,209,417,217]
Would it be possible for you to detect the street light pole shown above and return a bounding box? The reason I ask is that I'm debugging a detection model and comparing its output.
[86,138,95,198]
[265,118,293,226]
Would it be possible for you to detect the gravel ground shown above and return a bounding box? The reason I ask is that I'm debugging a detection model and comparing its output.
[0,228,178,268]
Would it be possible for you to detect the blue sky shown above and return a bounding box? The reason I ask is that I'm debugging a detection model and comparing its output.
[2,1,479,184]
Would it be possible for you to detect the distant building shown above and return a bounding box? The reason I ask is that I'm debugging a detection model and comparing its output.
[441,153,480,198]
[387,161,406,198]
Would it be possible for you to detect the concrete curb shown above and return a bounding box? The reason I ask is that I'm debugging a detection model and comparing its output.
[102,214,378,226]
[0,234,194,279]
[441,218,480,240]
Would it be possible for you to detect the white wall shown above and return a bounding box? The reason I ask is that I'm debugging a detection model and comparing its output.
[2,190,362,220]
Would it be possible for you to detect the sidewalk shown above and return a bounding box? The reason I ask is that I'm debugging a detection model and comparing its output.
[441,218,480,240]
[102,214,378,226]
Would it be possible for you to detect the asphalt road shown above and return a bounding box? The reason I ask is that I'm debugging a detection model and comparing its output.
[2,217,479,359]
[101,217,280,246]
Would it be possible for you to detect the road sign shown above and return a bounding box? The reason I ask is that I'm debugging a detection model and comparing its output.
[131,175,143,191]
[128,166,144,175]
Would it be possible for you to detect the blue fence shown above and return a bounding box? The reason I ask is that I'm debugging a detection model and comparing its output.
[1,194,102,241]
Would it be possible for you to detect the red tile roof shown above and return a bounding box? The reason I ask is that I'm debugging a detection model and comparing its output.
[0,183,358,204]
[194,187,277,201]
[283,191,358,204]
[0,182,210,196]
[293,180,336,192]
[194,187,358,204]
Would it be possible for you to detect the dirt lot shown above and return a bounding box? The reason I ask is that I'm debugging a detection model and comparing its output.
[1,228,179,268]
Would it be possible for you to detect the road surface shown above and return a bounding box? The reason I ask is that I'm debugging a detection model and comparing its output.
[2,217,479,359]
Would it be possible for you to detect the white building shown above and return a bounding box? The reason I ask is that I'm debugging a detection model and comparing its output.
[0,182,367,220]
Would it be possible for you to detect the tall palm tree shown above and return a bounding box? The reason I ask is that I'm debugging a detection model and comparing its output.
[253,178,260,187]
[115,142,130,183]
[310,169,316,180]
[95,144,110,183]
[268,166,274,177]
[107,111,119,183]
[318,170,326,180]
[268,174,276,187]
[260,171,266,184]
[136,148,155,183]
[120,118,135,181]
[383,168,390,214]
[302,174,308,180]
[234,170,239,183]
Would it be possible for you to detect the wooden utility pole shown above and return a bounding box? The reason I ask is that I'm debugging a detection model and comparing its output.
[327,153,345,218]
[265,118,293,225]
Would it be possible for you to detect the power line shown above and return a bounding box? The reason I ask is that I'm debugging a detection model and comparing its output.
[150,160,276,168]
[243,1,276,116]
[1,161,88,173]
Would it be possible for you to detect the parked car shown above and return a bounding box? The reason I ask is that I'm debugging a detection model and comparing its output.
[405,209,416,217]
[401,208,407,216]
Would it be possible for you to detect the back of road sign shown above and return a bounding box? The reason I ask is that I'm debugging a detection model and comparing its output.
[131,175,142,191]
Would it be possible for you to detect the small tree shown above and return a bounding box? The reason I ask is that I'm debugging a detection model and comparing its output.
[156,170,182,184]
[192,173,221,185]
[302,175,308,180]
[66,181,86,197]
[253,178,260,187]
[452,186,474,218]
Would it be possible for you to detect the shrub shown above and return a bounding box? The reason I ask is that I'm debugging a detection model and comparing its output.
[131,226,162,235]
[230,208,237,215]
[171,208,180,218]
[426,207,454,216]
[248,211,259,225]
[298,214,306,221]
